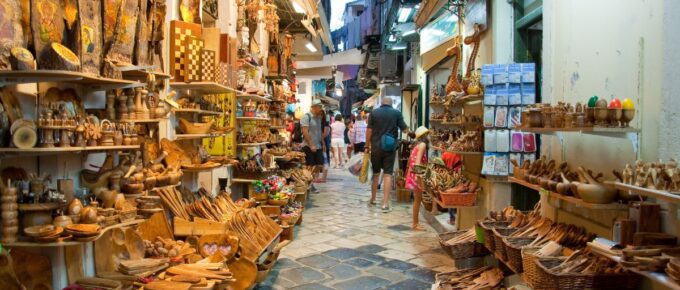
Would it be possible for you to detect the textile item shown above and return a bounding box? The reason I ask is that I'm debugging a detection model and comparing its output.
[300,113,323,148]
[184,36,204,82]
[351,120,367,144]
[330,121,346,139]
[170,21,202,82]
[370,149,396,175]
[442,152,462,170]
[201,49,216,81]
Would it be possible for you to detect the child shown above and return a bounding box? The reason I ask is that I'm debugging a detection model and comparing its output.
[404,126,430,231]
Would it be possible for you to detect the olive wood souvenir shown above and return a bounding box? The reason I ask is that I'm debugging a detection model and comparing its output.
[149,0,166,72]
[23,224,57,237]
[169,20,202,82]
[76,277,122,290]
[134,0,150,66]
[444,36,463,95]
[179,0,200,23]
[197,233,239,258]
[0,0,24,71]
[11,248,52,290]
[103,0,123,54]
[66,223,100,234]
[136,212,173,241]
[225,252,257,290]
[161,138,192,168]
[106,0,139,65]
[9,47,35,70]
[30,0,67,69]
[76,0,103,75]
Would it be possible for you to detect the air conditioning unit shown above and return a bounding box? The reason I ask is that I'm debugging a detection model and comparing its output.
[379,52,398,79]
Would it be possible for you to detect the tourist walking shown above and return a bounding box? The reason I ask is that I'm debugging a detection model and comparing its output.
[351,113,367,153]
[301,100,325,192]
[404,126,430,230]
[330,115,347,168]
[365,98,415,212]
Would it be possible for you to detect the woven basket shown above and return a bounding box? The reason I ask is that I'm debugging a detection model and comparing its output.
[503,237,535,273]
[492,227,518,261]
[478,221,511,252]
[438,231,490,259]
[268,198,289,206]
[534,258,640,290]
[439,190,477,207]
[522,247,547,288]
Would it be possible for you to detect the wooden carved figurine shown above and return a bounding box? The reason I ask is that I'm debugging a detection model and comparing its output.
[0,0,25,70]
[445,36,463,95]
[463,24,484,85]
[622,164,633,184]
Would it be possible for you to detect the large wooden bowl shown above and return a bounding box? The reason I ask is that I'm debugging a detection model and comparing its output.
[178,119,214,135]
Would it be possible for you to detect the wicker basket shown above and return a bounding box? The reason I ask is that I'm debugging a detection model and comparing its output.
[534,258,641,290]
[492,227,518,261]
[438,231,490,259]
[439,190,477,207]
[478,221,511,252]
[422,195,434,212]
[521,247,546,288]
[503,237,535,273]
[268,198,289,206]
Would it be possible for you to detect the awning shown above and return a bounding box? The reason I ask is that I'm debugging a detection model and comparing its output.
[414,0,446,28]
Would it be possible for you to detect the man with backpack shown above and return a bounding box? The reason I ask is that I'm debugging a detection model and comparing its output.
[365,98,415,212]
[300,99,325,193]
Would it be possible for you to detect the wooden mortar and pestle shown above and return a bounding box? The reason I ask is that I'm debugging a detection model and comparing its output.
[573,166,617,204]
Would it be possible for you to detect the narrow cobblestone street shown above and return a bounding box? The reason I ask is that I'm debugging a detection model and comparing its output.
[256,168,455,289]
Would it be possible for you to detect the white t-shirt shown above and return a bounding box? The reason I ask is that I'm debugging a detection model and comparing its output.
[330,121,346,139]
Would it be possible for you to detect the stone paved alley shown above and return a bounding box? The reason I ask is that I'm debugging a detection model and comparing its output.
[255,168,456,290]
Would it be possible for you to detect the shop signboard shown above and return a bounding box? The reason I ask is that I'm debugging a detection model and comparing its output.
[420,12,458,55]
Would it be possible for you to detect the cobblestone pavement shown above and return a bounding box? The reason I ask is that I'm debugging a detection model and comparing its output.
[255,168,455,290]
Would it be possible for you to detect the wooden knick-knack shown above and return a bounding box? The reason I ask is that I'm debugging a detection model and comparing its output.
[127,89,136,120]
[137,88,150,119]
[106,91,116,120]
[116,92,129,120]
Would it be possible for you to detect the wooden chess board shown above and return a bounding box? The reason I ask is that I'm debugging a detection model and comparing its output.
[170,20,202,82]
[184,36,204,82]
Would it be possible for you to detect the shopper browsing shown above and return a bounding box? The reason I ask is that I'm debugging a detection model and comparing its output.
[351,113,367,153]
[404,126,430,231]
[365,98,415,212]
[301,99,325,192]
[330,115,347,168]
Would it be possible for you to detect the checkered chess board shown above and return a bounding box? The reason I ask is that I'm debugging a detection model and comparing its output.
[201,50,216,82]
[185,36,204,82]
[170,21,202,82]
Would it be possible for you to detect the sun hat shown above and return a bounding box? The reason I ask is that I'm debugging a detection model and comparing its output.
[415,126,430,139]
[311,99,323,107]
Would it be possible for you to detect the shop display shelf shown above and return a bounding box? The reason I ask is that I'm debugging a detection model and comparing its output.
[442,121,482,127]
[236,92,271,102]
[181,165,227,173]
[256,228,283,265]
[443,94,483,105]
[231,178,258,183]
[592,244,680,290]
[118,118,166,123]
[18,203,62,211]
[2,219,144,247]
[0,70,143,89]
[542,189,628,210]
[173,108,223,115]
[236,117,270,121]
[174,133,225,140]
[265,74,291,82]
[605,181,680,204]
[237,142,269,147]
[169,81,234,94]
[519,126,639,135]
[508,177,542,191]
[116,64,172,80]
[0,145,141,156]
[431,147,484,156]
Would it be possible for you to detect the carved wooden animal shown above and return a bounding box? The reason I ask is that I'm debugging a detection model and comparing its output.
[445,36,463,95]
[464,24,484,78]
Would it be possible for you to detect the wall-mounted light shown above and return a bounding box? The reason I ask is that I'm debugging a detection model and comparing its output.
[388,34,397,42]
[305,41,318,52]
[291,0,306,13]
[397,7,412,23]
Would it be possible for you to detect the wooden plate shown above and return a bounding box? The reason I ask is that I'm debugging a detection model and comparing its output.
[24,225,57,238]
[66,223,100,233]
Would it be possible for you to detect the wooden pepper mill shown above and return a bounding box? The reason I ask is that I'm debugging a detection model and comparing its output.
[1,180,19,243]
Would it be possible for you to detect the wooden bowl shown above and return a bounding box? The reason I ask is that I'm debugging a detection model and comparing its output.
[155,175,170,187]
[143,176,157,190]
[24,225,58,237]
[178,119,215,135]
[121,183,144,195]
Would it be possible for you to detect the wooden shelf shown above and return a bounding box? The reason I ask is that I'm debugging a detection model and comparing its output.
[236,92,271,102]
[508,177,541,191]
[181,165,226,172]
[0,145,141,156]
[519,127,639,135]
[442,121,482,127]
[543,189,628,210]
[119,118,165,123]
[231,178,258,183]
[173,108,223,115]
[175,133,225,140]
[431,147,484,156]
[3,219,144,247]
[116,65,172,80]
[445,94,483,104]
[237,142,269,147]
[169,82,234,94]
[591,244,680,290]
[236,117,270,121]
[606,181,680,204]
[0,70,142,89]
[256,228,283,265]
[18,203,62,211]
